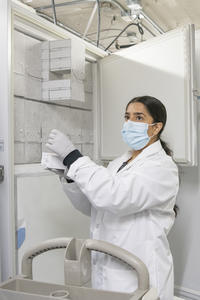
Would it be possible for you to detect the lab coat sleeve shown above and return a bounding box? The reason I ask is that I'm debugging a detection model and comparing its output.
[67,156,179,216]
[60,177,91,217]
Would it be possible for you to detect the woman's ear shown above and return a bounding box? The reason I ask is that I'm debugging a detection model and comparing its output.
[154,122,163,135]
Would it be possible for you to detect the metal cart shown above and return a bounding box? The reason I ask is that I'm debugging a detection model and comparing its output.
[0,238,159,299]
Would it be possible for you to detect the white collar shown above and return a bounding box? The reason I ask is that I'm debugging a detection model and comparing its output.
[121,140,163,164]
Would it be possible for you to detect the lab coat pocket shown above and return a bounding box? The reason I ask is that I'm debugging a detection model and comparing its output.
[102,265,138,293]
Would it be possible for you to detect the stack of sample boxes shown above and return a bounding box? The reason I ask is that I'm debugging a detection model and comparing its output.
[41,39,85,103]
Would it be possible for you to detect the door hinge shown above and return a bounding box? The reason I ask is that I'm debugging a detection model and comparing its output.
[0,165,4,182]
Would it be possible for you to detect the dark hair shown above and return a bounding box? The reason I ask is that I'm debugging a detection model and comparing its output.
[126,95,178,217]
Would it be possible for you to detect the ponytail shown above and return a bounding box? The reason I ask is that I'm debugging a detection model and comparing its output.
[159,138,173,157]
[159,138,178,217]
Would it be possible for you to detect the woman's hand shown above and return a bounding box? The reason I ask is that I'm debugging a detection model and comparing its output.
[46,129,76,160]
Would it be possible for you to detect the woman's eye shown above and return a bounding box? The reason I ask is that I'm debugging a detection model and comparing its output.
[136,116,143,121]
[124,115,129,120]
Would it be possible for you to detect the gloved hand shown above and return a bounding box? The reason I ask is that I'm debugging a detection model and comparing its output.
[46,129,76,160]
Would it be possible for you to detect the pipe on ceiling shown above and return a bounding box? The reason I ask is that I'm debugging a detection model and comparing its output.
[36,11,106,52]
[140,11,164,34]
[35,0,164,35]
[51,0,57,25]
[83,2,97,39]
[35,0,128,15]
[96,0,101,47]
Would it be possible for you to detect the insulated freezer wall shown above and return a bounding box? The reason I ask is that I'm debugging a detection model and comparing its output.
[13,30,91,284]
[14,30,93,164]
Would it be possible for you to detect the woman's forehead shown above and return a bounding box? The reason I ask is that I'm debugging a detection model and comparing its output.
[126,102,148,114]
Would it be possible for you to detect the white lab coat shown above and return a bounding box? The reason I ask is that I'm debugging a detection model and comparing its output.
[61,140,179,300]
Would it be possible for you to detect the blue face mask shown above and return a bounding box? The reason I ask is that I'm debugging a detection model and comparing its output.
[121,120,155,150]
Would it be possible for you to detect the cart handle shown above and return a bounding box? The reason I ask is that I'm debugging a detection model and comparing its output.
[85,239,149,292]
[22,237,150,293]
[21,237,73,279]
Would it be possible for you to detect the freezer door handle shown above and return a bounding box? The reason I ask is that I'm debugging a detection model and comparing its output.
[0,165,4,182]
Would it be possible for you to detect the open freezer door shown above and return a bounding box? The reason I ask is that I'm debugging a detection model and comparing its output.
[99,24,197,166]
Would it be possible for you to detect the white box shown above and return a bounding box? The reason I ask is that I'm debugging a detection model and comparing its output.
[41,39,85,102]
[50,58,71,71]
[42,79,71,90]
[50,48,71,59]
[49,88,71,100]
[50,39,71,49]
[42,90,49,100]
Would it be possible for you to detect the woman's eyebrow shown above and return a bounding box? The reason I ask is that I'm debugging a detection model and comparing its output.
[125,112,146,116]
[134,112,145,115]
[125,112,145,115]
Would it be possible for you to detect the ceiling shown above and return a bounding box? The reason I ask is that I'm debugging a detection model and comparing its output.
[20,0,200,52]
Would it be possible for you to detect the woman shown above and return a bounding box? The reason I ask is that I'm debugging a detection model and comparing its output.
[46,95,179,300]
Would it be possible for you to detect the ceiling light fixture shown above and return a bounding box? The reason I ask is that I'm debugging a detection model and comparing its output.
[126,0,142,17]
